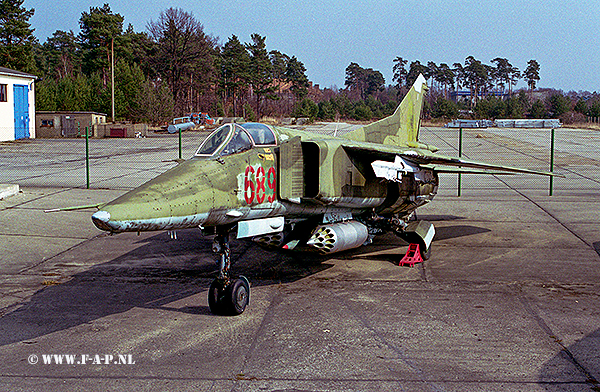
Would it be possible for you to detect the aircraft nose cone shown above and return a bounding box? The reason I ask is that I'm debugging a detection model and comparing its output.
[92,210,113,231]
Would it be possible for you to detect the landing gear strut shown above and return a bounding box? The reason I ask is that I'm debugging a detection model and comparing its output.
[208,229,250,315]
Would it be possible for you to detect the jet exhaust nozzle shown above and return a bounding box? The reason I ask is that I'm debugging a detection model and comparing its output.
[307,221,369,254]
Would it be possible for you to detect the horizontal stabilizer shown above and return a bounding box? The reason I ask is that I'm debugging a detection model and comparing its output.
[410,153,561,177]
[343,145,561,177]
[424,166,516,175]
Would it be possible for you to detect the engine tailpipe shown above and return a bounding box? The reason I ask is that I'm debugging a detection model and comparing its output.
[306,221,369,254]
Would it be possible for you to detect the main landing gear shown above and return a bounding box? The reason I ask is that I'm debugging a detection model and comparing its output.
[208,229,250,315]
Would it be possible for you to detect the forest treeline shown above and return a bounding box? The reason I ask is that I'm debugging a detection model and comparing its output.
[3,1,600,125]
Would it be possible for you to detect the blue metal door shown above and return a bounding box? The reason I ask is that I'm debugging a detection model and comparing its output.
[14,84,30,139]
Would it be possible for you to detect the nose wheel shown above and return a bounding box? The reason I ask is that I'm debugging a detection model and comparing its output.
[208,230,250,315]
[208,276,250,315]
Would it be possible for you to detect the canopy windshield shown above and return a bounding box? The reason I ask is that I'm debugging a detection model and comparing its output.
[195,124,231,156]
[221,125,253,156]
[242,123,277,145]
[194,124,255,157]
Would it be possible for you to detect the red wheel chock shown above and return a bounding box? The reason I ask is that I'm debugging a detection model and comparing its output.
[399,243,424,267]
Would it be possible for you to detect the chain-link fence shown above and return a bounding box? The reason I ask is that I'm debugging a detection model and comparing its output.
[0,130,211,190]
[419,126,600,196]
[1,126,599,196]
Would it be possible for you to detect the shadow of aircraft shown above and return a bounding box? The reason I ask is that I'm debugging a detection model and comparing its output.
[539,328,600,391]
[434,225,492,241]
[415,214,464,222]
[0,218,491,348]
[0,229,332,348]
[340,223,491,265]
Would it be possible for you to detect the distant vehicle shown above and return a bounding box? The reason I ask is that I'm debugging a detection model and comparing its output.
[87,75,556,316]
[190,112,215,126]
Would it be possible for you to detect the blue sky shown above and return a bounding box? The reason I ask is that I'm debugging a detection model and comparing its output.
[25,0,600,92]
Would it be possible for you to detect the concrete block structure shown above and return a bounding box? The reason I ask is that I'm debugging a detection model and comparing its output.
[0,67,37,142]
[36,111,107,138]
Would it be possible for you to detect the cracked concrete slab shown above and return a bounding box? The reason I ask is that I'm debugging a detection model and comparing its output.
[0,128,598,391]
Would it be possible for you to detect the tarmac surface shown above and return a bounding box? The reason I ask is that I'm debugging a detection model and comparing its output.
[0,126,599,391]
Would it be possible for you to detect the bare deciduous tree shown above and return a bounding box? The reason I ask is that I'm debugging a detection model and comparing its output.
[147,8,218,114]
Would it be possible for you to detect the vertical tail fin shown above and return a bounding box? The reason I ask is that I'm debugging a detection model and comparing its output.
[343,74,427,146]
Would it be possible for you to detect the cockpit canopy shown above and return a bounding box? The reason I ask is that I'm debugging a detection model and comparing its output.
[195,123,277,157]
[240,123,277,145]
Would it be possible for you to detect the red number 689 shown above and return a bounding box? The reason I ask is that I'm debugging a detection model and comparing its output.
[244,165,276,204]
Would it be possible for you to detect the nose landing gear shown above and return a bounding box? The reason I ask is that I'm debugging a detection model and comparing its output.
[208,229,250,315]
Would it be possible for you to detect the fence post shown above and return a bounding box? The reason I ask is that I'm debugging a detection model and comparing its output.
[458,126,463,197]
[179,127,183,160]
[549,128,555,196]
[85,126,90,189]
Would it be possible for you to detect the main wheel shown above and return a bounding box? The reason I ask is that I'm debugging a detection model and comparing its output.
[208,279,227,315]
[225,277,250,315]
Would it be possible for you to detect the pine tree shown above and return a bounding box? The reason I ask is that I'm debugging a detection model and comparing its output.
[524,60,540,97]
[246,34,276,119]
[0,0,36,71]
[221,35,250,117]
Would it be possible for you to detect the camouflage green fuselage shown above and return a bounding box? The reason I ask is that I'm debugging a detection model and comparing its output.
[92,125,438,234]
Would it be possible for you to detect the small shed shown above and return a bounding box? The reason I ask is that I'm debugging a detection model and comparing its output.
[0,67,37,142]
[36,111,107,138]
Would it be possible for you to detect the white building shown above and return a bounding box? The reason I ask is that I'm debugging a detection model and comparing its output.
[0,67,37,142]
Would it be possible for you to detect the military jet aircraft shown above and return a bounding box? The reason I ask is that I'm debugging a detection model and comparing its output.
[89,75,555,316]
